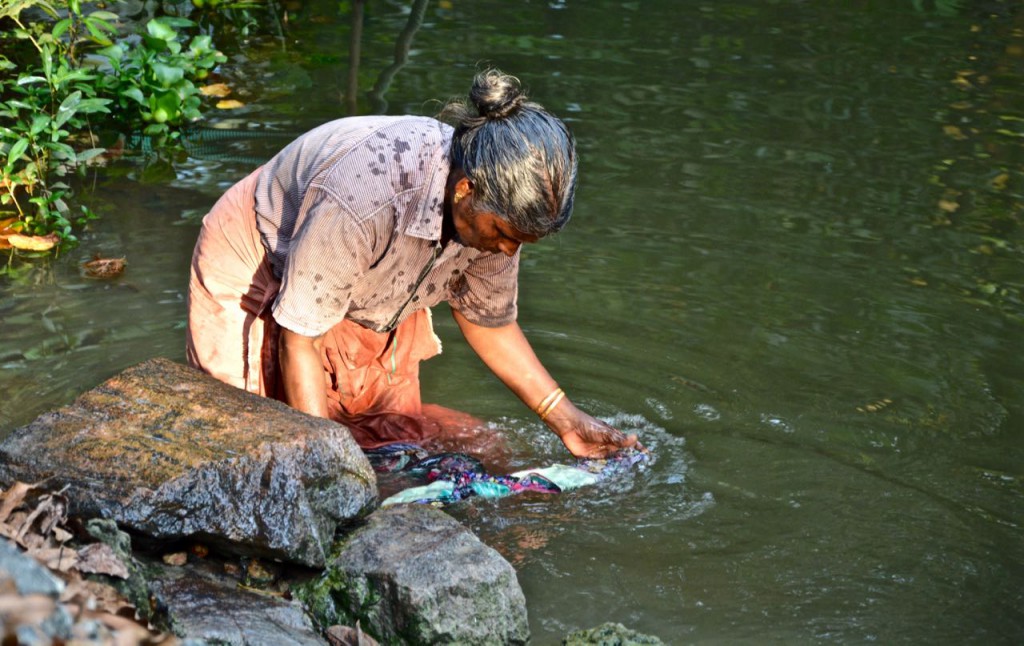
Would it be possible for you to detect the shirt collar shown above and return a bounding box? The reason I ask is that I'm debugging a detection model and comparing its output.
[403,124,453,241]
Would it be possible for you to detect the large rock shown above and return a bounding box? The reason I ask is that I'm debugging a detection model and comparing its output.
[298,504,529,645]
[0,358,376,567]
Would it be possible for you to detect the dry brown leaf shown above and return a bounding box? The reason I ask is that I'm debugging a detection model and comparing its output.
[327,621,380,646]
[162,552,187,566]
[76,543,130,579]
[7,233,58,251]
[52,527,73,544]
[0,217,18,233]
[17,492,68,542]
[216,99,246,110]
[0,594,58,626]
[200,83,232,97]
[0,482,35,523]
[28,546,79,573]
[82,256,127,279]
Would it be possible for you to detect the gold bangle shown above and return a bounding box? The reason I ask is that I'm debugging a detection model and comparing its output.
[539,390,566,421]
[534,387,563,416]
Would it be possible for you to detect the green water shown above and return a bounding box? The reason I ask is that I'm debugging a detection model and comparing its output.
[2,0,1023,643]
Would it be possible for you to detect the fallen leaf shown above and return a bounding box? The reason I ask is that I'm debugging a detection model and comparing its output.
[7,233,58,251]
[28,546,79,573]
[82,256,126,279]
[216,99,245,110]
[200,83,232,97]
[0,482,35,523]
[76,543,130,579]
[0,594,58,626]
[942,125,967,140]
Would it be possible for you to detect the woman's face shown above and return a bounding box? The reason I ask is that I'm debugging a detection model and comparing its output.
[450,178,540,256]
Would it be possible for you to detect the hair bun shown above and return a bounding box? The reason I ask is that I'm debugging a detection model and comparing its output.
[469,69,526,119]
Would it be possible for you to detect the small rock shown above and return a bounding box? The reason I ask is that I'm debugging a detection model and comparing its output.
[563,621,666,645]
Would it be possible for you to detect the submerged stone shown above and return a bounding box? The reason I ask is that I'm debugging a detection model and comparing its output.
[562,622,666,645]
[0,358,376,568]
[298,504,529,645]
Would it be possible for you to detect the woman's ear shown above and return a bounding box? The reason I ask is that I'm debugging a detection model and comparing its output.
[454,177,473,204]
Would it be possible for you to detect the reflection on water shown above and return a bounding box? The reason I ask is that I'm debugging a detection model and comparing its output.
[3,0,1023,643]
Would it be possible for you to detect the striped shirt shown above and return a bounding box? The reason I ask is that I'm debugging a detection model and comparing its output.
[253,116,519,337]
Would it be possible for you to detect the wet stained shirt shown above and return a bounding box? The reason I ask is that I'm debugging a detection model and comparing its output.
[252,115,520,337]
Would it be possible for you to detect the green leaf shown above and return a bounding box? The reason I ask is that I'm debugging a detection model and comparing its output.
[76,98,112,114]
[146,19,178,42]
[5,138,29,174]
[84,15,118,34]
[160,17,195,29]
[97,44,125,62]
[29,114,49,136]
[52,18,72,39]
[88,10,120,21]
[47,142,76,160]
[122,87,146,106]
[17,76,47,85]
[84,18,113,46]
[151,62,185,88]
[143,123,169,136]
[76,148,106,162]
[54,90,82,128]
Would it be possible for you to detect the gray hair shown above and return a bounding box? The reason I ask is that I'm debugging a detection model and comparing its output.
[440,70,578,237]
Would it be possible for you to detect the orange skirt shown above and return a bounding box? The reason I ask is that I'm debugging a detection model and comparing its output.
[186,168,484,450]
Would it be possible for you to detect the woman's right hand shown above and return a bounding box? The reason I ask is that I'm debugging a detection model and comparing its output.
[544,399,642,459]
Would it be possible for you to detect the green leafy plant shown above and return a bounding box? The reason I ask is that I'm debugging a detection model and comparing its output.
[97,17,226,144]
[0,1,230,252]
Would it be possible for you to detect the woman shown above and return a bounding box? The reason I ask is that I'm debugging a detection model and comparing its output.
[186,69,638,459]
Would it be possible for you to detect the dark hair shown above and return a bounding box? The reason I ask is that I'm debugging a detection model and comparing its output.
[440,69,578,237]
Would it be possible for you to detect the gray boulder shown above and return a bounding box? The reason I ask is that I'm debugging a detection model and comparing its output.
[0,358,376,568]
[298,504,529,645]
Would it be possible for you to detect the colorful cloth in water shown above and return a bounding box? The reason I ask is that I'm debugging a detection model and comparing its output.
[367,445,649,506]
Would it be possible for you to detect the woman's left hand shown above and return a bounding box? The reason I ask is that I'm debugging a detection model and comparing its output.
[544,400,642,459]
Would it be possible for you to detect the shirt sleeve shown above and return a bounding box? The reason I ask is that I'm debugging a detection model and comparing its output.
[272,192,371,337]
[448,247,520,327]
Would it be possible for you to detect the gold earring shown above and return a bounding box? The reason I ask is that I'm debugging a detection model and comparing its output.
[455,192,466,204]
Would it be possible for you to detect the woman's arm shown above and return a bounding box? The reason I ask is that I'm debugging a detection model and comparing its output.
[278,329,329,418]
[452,309,639,458]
